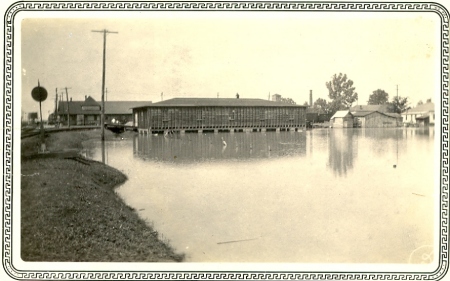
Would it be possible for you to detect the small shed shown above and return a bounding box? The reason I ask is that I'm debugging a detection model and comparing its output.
[330,110,353,128]
[351,111,402,128]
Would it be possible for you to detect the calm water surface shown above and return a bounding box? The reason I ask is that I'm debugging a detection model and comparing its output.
[85,127,435,263]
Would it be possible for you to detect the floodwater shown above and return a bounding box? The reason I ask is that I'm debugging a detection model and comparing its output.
[85,127,435,263]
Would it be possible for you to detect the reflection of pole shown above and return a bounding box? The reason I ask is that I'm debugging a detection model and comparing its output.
[39,99,44,140]
[37,81,44,143]
[101,140,105,164]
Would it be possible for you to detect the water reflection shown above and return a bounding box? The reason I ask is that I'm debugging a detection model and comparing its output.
[133,132,306,164]
[83,127,435,263]
[328,129,357,176]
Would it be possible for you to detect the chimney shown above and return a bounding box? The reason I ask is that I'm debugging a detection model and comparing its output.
[70,97,72,102]
[236,93,239,99]
[309,90,312,107]
[85,95,87,100]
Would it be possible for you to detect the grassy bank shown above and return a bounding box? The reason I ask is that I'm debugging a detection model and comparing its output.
[21,130,184,262]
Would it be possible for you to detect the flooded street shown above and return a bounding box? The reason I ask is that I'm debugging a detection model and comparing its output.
[85,127,435,263]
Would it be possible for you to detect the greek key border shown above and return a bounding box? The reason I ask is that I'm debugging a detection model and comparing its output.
[3,1,449,280]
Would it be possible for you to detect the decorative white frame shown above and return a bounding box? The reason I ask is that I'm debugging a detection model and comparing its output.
[3,1,448,280]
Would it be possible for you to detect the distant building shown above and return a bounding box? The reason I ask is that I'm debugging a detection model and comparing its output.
[132,97,307,134]
[349,104,402,128]
[27,112,38,124]
[402,102,435,126]
[306,108,332,124]
[271,94,281,102]
[57,96,151,126]
[351,111,401,128]
[330,110,353,128]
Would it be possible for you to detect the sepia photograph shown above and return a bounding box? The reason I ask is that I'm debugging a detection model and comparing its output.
[2,0,448,280]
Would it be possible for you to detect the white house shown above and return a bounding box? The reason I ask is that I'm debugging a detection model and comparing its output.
[330,110,353,128]
[402,102,435,126]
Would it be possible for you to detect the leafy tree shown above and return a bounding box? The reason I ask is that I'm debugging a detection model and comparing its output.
[417,100,423,106]
[426,98,432,103]
[313,98,332,114]
[368,89,389,105]
[325,73,358,109]
[280,97,296,105]
[303,101,309,106]
[388,96,410,114]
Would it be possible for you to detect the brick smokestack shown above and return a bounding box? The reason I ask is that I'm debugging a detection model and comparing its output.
[309,90,312,107]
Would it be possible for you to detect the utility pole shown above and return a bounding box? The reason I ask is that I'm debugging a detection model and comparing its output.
[161,92,163,101]
[54,88,58,124]
[92,29,118,141]
[60,87,72,128]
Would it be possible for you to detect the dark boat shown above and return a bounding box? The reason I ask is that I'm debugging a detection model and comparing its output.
[105,124,125,134]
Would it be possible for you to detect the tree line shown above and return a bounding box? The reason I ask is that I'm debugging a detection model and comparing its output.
[312,73,414,116]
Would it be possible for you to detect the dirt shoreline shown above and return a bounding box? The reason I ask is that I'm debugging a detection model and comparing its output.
[21,129,184,262]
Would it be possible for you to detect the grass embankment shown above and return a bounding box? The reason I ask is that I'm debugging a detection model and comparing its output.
[21,130,184,262]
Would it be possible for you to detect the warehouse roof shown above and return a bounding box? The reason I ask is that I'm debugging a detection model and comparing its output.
[132,98,305,108]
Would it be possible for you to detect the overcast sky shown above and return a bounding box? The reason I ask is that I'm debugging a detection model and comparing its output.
[20,11,440,119]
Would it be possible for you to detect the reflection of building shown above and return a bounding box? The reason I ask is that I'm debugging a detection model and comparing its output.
[328,129,356,176]
[402,102,435,126]
[57,96,151,126]
[132,98,307,134]
[133,132,306,163]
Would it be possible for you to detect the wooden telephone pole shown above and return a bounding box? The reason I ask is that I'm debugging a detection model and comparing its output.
[92,29,118,141]
[59,87,71,127]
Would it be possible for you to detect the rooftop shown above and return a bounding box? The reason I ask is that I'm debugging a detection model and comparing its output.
[132,98,305,108]
[403,102,435,114]
[57,97,152,115]
[331,110,352,119]
[350,104,389,113]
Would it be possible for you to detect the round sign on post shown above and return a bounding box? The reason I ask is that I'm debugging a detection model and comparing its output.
[31,85,48,102]
[31,81,48,153]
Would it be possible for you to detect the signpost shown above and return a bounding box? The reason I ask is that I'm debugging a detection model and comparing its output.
[31,80,48,152]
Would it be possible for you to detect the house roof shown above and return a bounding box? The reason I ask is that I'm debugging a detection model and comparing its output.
[351,110,402,119]
[350,104,389,112]
[58,99,152,115]
[351,111,373,117]
[330,110,352,119]
[402,102,434,114]
[132,98,305,108]
[83,96,100,106]
[383,112,402,118]
[58,101,85,115]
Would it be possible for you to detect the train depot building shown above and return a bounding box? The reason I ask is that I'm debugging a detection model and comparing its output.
[132,98,307,134]
[57,96,151,126]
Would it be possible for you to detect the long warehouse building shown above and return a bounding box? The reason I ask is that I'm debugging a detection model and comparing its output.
[132,97,307,134]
